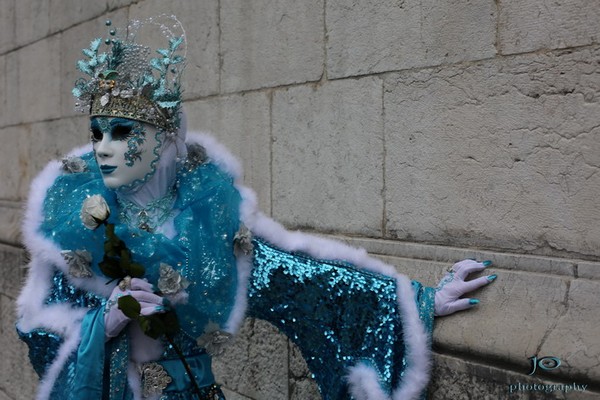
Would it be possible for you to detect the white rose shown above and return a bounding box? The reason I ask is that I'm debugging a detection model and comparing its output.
[80,194,110,230]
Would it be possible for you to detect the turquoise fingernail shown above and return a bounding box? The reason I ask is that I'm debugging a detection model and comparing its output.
[487,274,497,282]
[155,306,165,312]
[469,299,480,305]
[483,260,493,267]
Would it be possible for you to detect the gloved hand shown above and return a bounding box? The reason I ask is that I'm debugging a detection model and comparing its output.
[434,259,496,317]
[104,277,166,338]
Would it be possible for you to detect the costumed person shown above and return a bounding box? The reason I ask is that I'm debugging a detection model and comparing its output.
[16,15,496,400]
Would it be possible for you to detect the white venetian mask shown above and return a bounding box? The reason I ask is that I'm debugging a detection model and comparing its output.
[91,117,163,189]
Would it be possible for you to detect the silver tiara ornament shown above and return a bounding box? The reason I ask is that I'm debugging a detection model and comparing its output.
[72,15,186,132]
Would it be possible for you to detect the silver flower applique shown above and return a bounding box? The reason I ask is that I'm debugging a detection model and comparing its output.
[157,263,190,295]
[233,225,253,256]
[61,156,88,174]
[100,92,110,107]
[139,362,172,398]
[80,195,110,230]
[196,321,233,356]
[61,249,93,278]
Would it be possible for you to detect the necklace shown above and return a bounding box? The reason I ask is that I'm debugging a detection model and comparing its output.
[117,188,176,232]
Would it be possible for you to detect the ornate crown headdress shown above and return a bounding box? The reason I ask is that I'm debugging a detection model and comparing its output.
[72,15,186,132]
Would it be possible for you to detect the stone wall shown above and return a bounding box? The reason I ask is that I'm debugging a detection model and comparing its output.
[1,0,599,399]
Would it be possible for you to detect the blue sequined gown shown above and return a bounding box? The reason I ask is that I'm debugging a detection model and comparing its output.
[16,142,435,400]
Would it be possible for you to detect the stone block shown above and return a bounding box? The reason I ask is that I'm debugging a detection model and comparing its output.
[17,36,62,124]
[60,9,129,118]
[213,318,289,399]
[540,279,600,383]
[326,0,496,79]
[0,294,38,400]
[0,56,6,127]
[272,77,384,236]
[0,245,24,300]
[0,203,22,246]
[220,0,324,92]
[15,0,51,47]
[498,0,600,55]
[434,270,569,372]
[129,0,220,98]
[0,0,15,55]
[0,125,31,201]
[428,352,598,399]
[384,46,600,259]
[4,51,20,127]
[185,93,271,213]
[24,117,90,199]
[578,261,600,280]
[48,0,108,34]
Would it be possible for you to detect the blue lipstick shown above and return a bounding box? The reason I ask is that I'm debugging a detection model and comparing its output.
[100,165,117,175]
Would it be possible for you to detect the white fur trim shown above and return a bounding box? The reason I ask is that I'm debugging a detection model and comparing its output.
[347,363,390,400]
[127,362,143,400]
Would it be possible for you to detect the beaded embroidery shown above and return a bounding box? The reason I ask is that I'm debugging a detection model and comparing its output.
[117,186,176,232]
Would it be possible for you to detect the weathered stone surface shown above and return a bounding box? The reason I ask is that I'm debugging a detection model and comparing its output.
[16,36,62,124]
[0,56,6,127]
[14,0,51,47]
[220,0,324,92]
[27,117,91,185]
[48,0,107,34]
[384,46,600,259]
[185,92,272,213]
[272,77,384,236]
[289,341,320,400]
[107,0,137,10]
[0,203,22,246]
[0,389,14,400]
[3,51,19,127]
[130,0,220,98]
[60,9,129,118]
[326,0,496,79]
[428,352,598,399]
[434,271,569,372]
[540,279,600,383]
[498,0,600,55]
[330,235,577,277]
[213,318,288,399]
[0,0,15,55]
[578,261,600,280]
[0,245,24,300]
[220,388,253,400]
[0,295,38,400]
[0,125,31,201]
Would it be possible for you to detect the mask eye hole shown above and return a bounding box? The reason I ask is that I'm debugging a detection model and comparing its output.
[90,127,103,142]
[111,124,134,141]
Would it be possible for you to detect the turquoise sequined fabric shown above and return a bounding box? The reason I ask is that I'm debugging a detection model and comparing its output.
[247,239,436,399]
